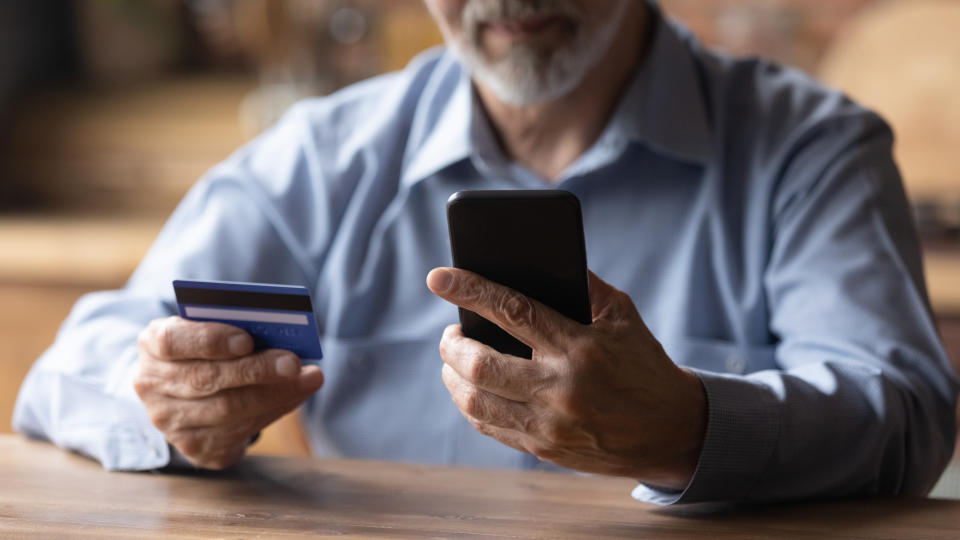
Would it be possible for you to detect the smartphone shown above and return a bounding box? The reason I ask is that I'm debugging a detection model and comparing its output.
[446,190,592,358]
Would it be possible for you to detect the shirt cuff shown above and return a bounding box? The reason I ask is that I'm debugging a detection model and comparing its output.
[632,369,781,505]
[95,423,171,471]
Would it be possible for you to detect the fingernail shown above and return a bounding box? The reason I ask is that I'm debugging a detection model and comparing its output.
[427,268,454,294]
[275,354,300,378]
[228,334,252,355]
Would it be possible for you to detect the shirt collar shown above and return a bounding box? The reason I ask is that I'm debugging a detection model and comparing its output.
[617,3,712,165]
[401,2,712,188]
[400,56,474,188]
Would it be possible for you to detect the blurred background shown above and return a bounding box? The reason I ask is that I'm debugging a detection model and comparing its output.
[1,0,958,482]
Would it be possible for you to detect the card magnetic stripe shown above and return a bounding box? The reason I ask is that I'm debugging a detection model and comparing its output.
[173,286,313,312]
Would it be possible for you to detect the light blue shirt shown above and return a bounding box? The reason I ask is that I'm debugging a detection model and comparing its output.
[15,6,958,505]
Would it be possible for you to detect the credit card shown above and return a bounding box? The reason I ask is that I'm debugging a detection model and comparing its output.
[173,279,322,363]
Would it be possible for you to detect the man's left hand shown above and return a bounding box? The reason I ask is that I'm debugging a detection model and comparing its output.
[427,267,707,490]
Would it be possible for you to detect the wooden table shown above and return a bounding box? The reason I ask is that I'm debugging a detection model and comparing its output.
[1,435,958,539]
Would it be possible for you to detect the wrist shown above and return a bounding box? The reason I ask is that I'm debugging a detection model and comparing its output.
[640,368,707,490]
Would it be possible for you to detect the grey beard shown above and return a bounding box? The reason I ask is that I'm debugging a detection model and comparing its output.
[446,0,628,106]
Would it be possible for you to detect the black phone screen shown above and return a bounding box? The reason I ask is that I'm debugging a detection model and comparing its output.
[446,190,591,358]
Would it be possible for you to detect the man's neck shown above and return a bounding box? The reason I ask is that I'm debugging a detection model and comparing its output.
[475,2,650,183]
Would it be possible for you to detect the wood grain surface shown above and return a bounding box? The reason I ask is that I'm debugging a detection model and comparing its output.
[0,435,958,539]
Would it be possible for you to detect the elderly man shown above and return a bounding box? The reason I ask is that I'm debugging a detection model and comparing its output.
[14,0,957,505]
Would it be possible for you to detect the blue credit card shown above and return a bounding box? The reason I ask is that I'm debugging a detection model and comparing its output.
[173,279,322,363]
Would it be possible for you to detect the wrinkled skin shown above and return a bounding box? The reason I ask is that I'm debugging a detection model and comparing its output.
[428,267,706,489]
[134,317,324,469]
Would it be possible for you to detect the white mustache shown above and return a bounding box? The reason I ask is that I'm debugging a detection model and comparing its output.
[463,0,581,25]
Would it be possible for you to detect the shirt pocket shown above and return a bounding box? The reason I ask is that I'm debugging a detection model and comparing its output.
[663,337,778,375]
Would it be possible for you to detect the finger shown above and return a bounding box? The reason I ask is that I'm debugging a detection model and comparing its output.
[201,442,248,470]
[144,350,305,399]
[167,427,249,470]
[161,378,319,429]
[463,411,566,466]
[297,364,325,392]
[439,324,547,403]
[427,267,575,353]
[442,363,534,432]
[140,317,253,361]
[587,271,638,323]
[462,411,534,456]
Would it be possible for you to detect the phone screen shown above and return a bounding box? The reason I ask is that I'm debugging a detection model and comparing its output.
[446,190,591,358]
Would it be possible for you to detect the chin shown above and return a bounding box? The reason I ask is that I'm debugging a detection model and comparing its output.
[464,45,592,106]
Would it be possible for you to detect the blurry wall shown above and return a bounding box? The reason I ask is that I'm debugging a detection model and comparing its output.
[663,0,960,223]
[0,0,443,215]
[0,1,77,116]
[661,0,875,74]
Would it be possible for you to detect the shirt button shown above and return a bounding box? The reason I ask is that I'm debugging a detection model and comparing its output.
[725,353,746,374]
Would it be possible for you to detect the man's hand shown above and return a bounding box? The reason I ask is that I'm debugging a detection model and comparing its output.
[427,268,706,490]
[134,317,325,469]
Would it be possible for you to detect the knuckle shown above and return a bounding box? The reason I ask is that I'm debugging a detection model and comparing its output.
[167,407,191,433]
[441,324,459,341]
[467,351,493,383]
[462,389,485,419]
[195,325,221,355]
[237,355,268,385]
[458,275,484,301]
[530,368,560,401]
[527,378,552,405]
[519,413,540,435]
[440,363,456,389]
[439,329,457,359]
[132,373,152,398]
[186,362,222,395]
[148,408,173,431]
[500,291,534,328]
[154,321,176,358]
[469,418,494,437]
[614,290,637,311]
[137,327,152,353]
[531,444,560,462]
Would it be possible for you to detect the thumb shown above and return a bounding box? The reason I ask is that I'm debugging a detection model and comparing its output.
[588,271,638,322]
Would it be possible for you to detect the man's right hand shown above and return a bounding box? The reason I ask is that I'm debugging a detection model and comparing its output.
[134,316,325,469]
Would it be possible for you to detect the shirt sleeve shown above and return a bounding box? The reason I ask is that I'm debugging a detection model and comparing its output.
[12,105,329,470]
[635,112,959,504]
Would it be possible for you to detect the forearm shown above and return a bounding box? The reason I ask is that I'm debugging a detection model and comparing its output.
[13,292,171,470]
